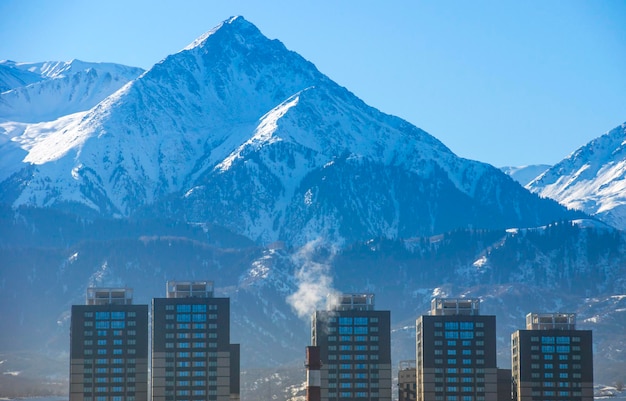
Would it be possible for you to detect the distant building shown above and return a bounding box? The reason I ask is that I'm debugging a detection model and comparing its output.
[511,313,593,401]
[416,298,499,401]
[152,281,240,401]
[497,368,512,401]
[306,346,322,401]
[398,360,417,401]
[311,293,392,401]
[69,288,149,401]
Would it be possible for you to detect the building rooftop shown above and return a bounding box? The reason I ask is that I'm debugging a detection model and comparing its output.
[166,281,214,298]
[430,298,481,316]
[86,287,133,305]
[332,293,375,311]
[525,312,576,330]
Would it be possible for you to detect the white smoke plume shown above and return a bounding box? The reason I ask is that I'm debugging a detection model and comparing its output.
[287,240,341,319]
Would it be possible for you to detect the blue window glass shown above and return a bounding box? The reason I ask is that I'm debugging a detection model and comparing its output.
[556,336,570,344]
[445,331,459,339]
[542,345,555,353]
[340,364,351,369]
[542,336,555,344]
[111,321,125,329]
[192,304,206,312]
[354,317,368,325]
[460,331,474,339]
[339,326,353,334]
[354,326,368,334]
[177,314,191,322]
[556,345,570,353]
[339,317,353,325]
[192,314,206,322]
[447,340,457,346]
[110,312,125,320]
[95,312,110,320]
[459,322,474,330]
[97,340,107,346]
[95,321,109,329]
[445,322,459,330]
[177,305,191,313]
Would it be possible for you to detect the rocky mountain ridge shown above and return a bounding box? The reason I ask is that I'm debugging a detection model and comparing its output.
[0,17,580,246]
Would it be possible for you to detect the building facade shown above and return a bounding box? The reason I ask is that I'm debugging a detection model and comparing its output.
[398,360,417,401]
[152,281,240,401]
[511,313,593,401]
[416,298,498,401]
[312,293,392,401]
[69,288,149,401]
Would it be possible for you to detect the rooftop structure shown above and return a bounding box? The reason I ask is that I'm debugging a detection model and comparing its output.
[166,280,214,298]
[430,297,480,316]
[525,312,576,330]
[85,287,133,305]
[334,293,375,311]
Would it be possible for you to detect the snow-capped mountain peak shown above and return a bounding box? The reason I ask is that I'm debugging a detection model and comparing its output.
[528,122,626,229]
[0,17,579,244]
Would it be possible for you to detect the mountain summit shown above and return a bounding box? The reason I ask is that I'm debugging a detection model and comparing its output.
[528,122,626,229]
[0,16,578,245]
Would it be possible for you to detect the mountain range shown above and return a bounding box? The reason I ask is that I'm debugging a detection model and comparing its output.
[0,16,581,246]
[1,16,625,399]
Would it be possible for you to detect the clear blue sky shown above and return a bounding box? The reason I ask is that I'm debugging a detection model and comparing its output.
[1,0,625,167]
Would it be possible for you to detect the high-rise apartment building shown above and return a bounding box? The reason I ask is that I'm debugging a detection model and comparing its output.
[511,313,593,401]
[70,288,149,401]
[311,293,392,401]
[416,298,498,401]
[152,281,240,401]
[398,360,417,401]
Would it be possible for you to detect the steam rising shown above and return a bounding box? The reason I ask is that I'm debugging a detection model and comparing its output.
[287,240,340,319]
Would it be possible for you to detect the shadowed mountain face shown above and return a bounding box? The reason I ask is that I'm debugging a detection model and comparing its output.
[1,17,579,246]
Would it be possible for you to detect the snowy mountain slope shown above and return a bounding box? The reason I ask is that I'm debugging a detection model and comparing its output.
[179,83,576,244]
[0,60,144,123]
[528,122,626,229]
[501,164,550,186]
[0,62,44,92]
[0,16,580,244]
